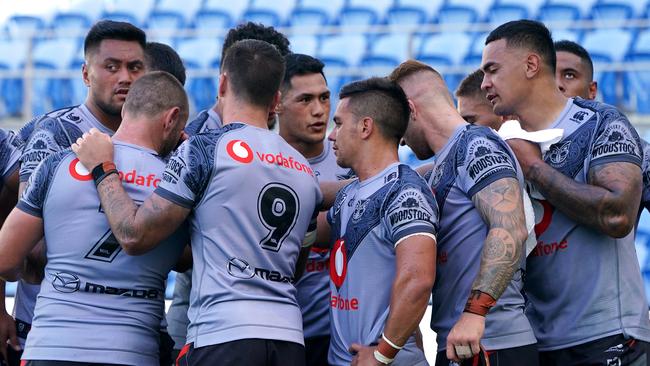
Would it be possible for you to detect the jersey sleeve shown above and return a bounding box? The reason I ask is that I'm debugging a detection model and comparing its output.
[459,129,518,198]
[17,151,69,217]
[0,129,23,182]
[383,182,439,247]
[590,108,643,168]
[155,134,217,209]
[19,118,71,182]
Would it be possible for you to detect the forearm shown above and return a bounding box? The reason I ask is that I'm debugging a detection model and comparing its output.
[471,227,522,299]
[528,161,640,237]
[382,273,432,347]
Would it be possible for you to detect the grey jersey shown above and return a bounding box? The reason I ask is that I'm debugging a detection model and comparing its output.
[155,123,322,348]
[327,163,438,366]
[17,142,186,365]
[525,98,650,350]
[427,125,536,351]
[296,139,349,339]
[15,104,115,345]
[166,269,192,349]
[641,139,650,211]
[0,128,22,191]
[184,108,222,136]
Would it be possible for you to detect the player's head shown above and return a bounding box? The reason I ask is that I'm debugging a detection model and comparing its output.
[481,20,556,116]
[554,40,597,100]
[277,53,330,147]
[219,39,285,115]
[389,60,452,160]
[329,77,409,168]
[145,42,186,86]
[82,20,147,118]
[456,69,503,130]
[122,71,189,156]
[221,22,291,62]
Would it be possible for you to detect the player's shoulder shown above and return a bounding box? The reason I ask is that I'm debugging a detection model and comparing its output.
[386,165,432,198]
[28,106,84,140]
[573,98,627,124]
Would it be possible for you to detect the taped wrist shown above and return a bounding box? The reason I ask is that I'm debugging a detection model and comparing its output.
[91,161,118,186]
[464,290,497,317]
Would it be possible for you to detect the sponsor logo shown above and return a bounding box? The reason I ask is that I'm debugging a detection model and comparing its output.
[226,257,294,283]
[548,141,571,165]
[226,139,314,176]
[51,271,81,293]
[226,140,254,164]
[384,171,398,184]
[330,293,359,310]
[533,200,554,237]
[69,158,92,181]
[530,240,568,257]
[33,139,47,150]
[351,199,368,222]
[593,121,638,159]
[571,111,588,122]
[466,139,512,181]
[69,159,160,187]
[430,162,445,187]
[329,239,348,289]
[605,344,625,353]
[606,358,621,366]
[388,189,432,228]
[305,258,329,273]
[163,156,184,184]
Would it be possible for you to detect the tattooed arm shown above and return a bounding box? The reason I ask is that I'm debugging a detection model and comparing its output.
[94,173,190,255]
[446,177,527,362]
[508,139,641,238]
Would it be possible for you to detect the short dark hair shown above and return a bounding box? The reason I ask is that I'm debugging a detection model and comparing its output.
[486,20,556,74]
[145,42,186,86]
[123,71,189,122]
[84,20,146,57]
[554,40,594,81]
[282,53,326,90]
[455,69,485,98]
[221,39,285,109]
[339,77,410,144]
[221,22,290,62]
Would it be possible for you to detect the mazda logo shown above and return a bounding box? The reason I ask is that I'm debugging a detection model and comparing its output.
[51,271,80,293]
[227,258,255,279]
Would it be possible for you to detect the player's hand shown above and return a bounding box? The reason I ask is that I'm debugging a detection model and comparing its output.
[506,138,543,178]
[0,309,20,362]
[446,312,485,363]
[349,343,382,366]
[71,128,115,171]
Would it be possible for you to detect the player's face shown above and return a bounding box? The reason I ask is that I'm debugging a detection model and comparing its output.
[279,73,330,145]
[555,51,596,100]
[329,98,359,168]
[457,94,503,130]
[481,39,527,117]
[83,39,146,117]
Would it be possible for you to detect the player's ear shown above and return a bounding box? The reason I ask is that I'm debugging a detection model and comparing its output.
[359,117,373,139]
[407,99,417,121]
[589,81,598,100]
[271,91,282,115]
[164,107,181,132]
[218,73,227,99]
[82,62,90,87]
[525,53,541,79]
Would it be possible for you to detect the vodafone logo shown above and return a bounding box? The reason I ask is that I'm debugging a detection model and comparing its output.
[329,239,348,289]
[533,199,554,237]
[226,140,253,164]
[69,158,92,181]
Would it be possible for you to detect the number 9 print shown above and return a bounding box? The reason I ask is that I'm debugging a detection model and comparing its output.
[257,183,300,252]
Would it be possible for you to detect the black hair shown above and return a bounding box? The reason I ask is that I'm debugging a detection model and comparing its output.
[486,20,556,74]
[145,42,187,86]
[84,20,146,56]
[554,40,594,81]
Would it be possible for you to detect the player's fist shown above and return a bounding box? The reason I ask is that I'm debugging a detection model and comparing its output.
[446,312,485,363]
[505,138,542,178]
[349,343,383,366]
[72,128,115,171]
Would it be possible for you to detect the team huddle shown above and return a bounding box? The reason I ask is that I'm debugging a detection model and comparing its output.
[0,17,648,366]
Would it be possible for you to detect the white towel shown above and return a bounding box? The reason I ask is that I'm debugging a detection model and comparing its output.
[497,120,564,155]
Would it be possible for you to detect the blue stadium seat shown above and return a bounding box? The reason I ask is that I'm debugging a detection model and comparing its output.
[101,0,156,26]
[318,34,367,67]
[624,53,650,114]
[485,4,528,26]
[418,32,472,65]
[394,0,445,20]
[447,0,494,20]
[634,227,650,304]
[435,5,479,31]
[0,39,29,115]
[604,0,648,18]
[590,54,620,106]
[337,8,379,31]
[30,37,80,114]
[386,6,428,33]
[176,37,222,111]
[288,35,319,56]
[147,11,186,39]
[5,15,45,39]
[242,0,297,28]
[590,3,634,28]
[287,9,329,31]
[299,0,346,21]
[360,34,413,77]
[583,28,633,61]
[70,48,87,107]
[545,0,598,18]
[155,0,203,25]
[201,0,248,28]
[496,0,546,18]
[193,10,233,34]
[51,13,92,38]
[537,4,581,24]
[551,30,581,43]
[347,0,394,21]
[463,32,488,67]
[631,29,650,54]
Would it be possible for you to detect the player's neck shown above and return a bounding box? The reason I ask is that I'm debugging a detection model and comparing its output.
[112,120,159,154]
[426,106,467,154]
[285,137,324,159]
[518,81,569,132]
[354,142,399,182]
[84,100,121,132]
[221,101,270,130]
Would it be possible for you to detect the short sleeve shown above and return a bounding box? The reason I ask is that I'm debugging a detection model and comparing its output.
[19,118,72,182]
[383,184,438,246]
[0,129,23,182]
[459,129,518,197]
[17,151,69,217]
[590,109,643,168]
[155,134,217,208]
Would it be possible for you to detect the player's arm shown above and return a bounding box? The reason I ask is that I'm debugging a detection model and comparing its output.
[446,177,527,362]
[320,180,351,210]
[93,173,190,255]
[508,138,641,238]
[0,208,44,281]
[173,245,193,273]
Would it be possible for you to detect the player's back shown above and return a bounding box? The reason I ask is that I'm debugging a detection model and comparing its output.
[156,123,322,349]
[18,142,186,365]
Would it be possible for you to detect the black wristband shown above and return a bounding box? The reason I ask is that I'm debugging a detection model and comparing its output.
[91,161,118,186]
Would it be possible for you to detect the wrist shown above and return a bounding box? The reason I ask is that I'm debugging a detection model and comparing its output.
[464,290,497,317]
[91,161,118,186]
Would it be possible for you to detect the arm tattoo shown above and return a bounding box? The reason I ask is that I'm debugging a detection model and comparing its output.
[96,174,141,243]
[471,178,525,299]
